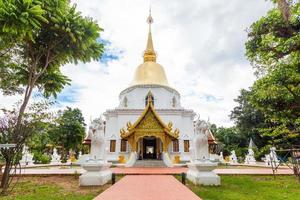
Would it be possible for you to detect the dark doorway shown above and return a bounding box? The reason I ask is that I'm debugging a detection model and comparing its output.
[143,137,157,159]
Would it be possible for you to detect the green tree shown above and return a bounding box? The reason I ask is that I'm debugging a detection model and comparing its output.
[245,1,300,147]
[0,101,52,192]
[0,0,103,193]
[230,89,270,151]
[49,107,86,160]
[214,127,248,158]
[246,1,299,75]
[250,63,300,147]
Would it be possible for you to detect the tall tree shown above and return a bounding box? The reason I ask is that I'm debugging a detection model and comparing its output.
[230,89,269,149]
[245,1,300,148]
[0,0,103,193]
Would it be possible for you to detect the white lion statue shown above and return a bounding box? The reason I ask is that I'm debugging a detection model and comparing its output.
[191,119,210,161]
[88,117,106,161]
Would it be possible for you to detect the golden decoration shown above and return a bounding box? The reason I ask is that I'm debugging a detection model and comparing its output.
[120,94,179,152]
[130,8,170,87]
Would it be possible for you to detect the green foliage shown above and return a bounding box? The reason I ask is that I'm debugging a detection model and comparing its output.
[230,89,270,157]
[0,0,103,192]
[49,107,86,154]
[246,2,300,75]
[214,127,248,158]
[245,1,300,147]
[0,0,47,41]
[32,151,50,164]
[250,62,300,147]
[0,0,104,97]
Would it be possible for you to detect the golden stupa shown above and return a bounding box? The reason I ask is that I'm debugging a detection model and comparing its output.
[131,10,170,87]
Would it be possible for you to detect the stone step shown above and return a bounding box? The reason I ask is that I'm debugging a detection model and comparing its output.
[134,159,166,167]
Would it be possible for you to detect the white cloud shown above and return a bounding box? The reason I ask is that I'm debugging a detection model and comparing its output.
[0,0,274,127]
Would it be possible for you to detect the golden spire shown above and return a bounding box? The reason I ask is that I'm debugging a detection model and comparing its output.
[143,7,156,62]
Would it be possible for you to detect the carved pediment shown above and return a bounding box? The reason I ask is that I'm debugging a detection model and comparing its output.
[120,96,179,140]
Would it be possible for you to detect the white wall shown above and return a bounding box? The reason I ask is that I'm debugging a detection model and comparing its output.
[103,85,195,162]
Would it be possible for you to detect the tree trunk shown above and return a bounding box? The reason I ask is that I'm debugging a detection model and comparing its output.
[0,160,11,194]
[277,0,291,22]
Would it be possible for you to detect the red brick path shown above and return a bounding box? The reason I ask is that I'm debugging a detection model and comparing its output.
[111,167,293,175]
[94,175,201,200]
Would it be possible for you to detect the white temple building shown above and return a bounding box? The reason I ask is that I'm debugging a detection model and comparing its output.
[84,11,216,166]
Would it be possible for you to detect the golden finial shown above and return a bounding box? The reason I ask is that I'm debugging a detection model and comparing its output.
[143,6,156,62]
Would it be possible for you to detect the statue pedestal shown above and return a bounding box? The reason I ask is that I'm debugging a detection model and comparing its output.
[79,161,112,186]
[187,160,220,186]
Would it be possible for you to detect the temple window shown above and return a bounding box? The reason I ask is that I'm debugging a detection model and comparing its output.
[172,96,176,107]
[110,140,116,152]
[123,96,128,107]
[173,140,179,152]
[145,93,154,106]
[184,140,190,152]
[120,139,127,152]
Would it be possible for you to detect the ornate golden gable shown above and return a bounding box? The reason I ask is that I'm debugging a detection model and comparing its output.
[120,93,179,152]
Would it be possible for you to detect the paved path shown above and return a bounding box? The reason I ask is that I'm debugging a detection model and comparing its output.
[94,175,201,200]
[11,167,293,176]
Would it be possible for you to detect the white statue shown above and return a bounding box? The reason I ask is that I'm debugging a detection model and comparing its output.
[88,117,106,161]
[78,151,82,159]
[229,150,238,164]
[219,152,225,163]
[187,118,220,186]
[20,145,34,166]
[244,148,256,165]
[264,147,279,167]
[193,119,210,161]
[51,148,61,164]
[79,116,112,186]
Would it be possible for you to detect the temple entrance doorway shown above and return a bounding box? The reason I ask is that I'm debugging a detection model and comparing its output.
[143,137,156,159]
[138,136,162,160]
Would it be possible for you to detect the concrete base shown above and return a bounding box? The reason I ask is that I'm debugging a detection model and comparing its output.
[79,170,112,186]
[187,161,221,186]
[79,161,112,186]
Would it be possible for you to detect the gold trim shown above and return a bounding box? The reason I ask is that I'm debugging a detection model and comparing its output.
[120,92,179,152]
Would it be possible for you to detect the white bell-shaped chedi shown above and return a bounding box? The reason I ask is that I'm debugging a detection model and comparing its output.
[20,145,34,166]
[187,118,220,186]
[244,139,256,165]
[79,117,112,186]
[229,150,238,164]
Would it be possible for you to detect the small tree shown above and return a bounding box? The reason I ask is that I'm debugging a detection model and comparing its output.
[49,107,86,160]
[0,101,52,193]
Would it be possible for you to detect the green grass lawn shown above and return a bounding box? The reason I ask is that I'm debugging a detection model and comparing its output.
[1,175,299,200]
[0,176,115,200]
[184,175,300,200]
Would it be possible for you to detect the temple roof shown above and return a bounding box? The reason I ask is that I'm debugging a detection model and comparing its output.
[120,93,179,140]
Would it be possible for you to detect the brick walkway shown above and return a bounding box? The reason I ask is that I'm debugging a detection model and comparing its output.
[94,175,201,200]
[13,166,293,176]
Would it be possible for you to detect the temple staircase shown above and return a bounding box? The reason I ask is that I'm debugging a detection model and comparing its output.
[133,159,166,167]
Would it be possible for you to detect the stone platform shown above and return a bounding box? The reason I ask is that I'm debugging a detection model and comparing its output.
[7,166,294,176]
